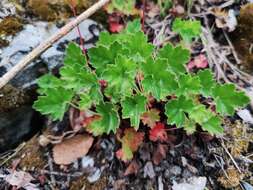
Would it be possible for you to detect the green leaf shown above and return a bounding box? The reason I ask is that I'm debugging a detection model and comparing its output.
[97,32,118,47]
[36,74,63,94]
[202,116,223,135]
[182,118,196,135]
[33,88,74,121]
[60,66,97,90]
[88,42,126,76]
[88,102,120,136]
[212,84,250,115]
[59,43,98,91]
[125,31,154,62]
[172,18,201,42]
[165,96,194,126]
[106,0,136,15]
[197,69,216,97]
[64,43,86,67]
[121,95,147,129]
[189,104,212,124]
[79,93,92,110]
[123,19,141,34]
[102,55,137,101]
[176,74,201,96]
[157,44,190,74]
[141,58,178,100]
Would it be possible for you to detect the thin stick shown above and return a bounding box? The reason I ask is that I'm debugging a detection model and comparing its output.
[0,0,110,89]
[221,140,242,174]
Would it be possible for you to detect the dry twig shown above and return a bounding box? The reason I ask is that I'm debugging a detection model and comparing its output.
[0,0,110,89]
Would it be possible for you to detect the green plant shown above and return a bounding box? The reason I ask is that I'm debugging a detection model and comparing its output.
[172,18,201,43]
[106,0,137,15]
[33,19,249,160]
[158,0,172,17]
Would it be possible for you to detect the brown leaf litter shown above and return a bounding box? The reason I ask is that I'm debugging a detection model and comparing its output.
[52,134,94,165]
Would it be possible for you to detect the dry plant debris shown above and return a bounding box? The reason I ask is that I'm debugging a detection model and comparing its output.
[52,134,94,165]
[224,120,253,157]
[218,167,244,189]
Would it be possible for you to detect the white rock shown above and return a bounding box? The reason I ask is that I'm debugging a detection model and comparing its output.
[81,156,94,168]
[87,168,101,183]
[237,109,253,124]
[172,176,207,190]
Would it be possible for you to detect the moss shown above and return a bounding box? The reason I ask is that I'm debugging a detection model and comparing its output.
[224,120,253,157]
[18,136,46,170]
[232,3,253,73]
[26,0,97,21]
[0,38,9,48]
[70,176,107,190]
[0,16,23,36]
[218,167,244,189]
[0,85,30,113]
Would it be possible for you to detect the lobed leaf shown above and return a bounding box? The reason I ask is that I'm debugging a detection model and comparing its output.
[102,55,137,101]
[165,96,194,126]
[33,88,74,121]
[117,128,144,162]
[87,102,120,136]
[121,95,147,129]
[172,18,201,42]
[157,44,190,74]
[212,84,250,115]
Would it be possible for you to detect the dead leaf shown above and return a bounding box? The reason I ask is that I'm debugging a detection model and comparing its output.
[187,54,208,70]
[113,179,126,190]
[153,143,168,165]
[124,160,140,176]
[5,171,37,189]
[53,134,94,165]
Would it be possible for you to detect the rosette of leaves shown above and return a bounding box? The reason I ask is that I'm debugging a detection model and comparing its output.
[34,19,249,139]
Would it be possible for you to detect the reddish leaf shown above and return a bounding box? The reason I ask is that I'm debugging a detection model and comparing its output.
[109,22,124,33]
[152,143,168,165]
[116,149,123,160]
[124,160,140,176]
[69,109,100,132]
[116,128,144,162]
[141,109,160,128]
[108,14,124,33]
[187,54,208,70]
[149,122,168,142]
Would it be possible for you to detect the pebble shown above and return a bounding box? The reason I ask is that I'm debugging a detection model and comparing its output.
[87,167,101,183]
[172,176,207,190]
[170,166,182,176]
[144,161,156,179]
[81,156,94,169]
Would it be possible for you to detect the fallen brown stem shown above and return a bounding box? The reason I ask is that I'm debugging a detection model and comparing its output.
[0,0,110,89]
